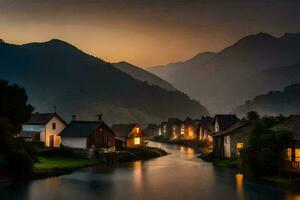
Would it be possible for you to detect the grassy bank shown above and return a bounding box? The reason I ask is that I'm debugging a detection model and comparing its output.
[34,156,98,171]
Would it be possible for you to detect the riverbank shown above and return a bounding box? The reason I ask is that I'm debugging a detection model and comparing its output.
[0,146,168,181]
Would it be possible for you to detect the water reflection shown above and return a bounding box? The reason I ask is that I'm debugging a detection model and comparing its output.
[235,173,244,200]
[0,141,296,200]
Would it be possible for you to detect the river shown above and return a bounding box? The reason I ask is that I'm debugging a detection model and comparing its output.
[0,141,299,200]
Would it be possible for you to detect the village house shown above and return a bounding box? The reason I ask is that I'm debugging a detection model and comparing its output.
[111,123,143,148]
[19,112,66,147]
[60,115,115,151]
[272,115,300,170]
[197,116,213,142]
[143,124,159,140]
[156,117,201,141]
[211,114,239,159]
[213,121,252,159]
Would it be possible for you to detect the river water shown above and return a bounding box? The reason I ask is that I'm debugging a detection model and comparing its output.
[0,141,299,200]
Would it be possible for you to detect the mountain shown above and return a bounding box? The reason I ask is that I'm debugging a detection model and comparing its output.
[149,52,216,82]
[148,33,300,114]
[0,39,208,124]
[112,61,176,91]
[234,84,300,116]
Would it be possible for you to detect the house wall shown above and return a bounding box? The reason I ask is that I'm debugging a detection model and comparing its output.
[87,125,115,149]
[62,137,87,149]
[127,125,143,147]
[224,135,231,158]
[44,116,66,147]
[229,126,251,159]
[22,124,45,142]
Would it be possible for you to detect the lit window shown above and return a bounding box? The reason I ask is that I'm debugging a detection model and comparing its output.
[236,143,244,150]
[136,127,140,133]
[52,123,56,130]
[134,137,141,145]
[181,125,185,135]
[296,149,300,162]
[286,148,292,161]
[158,128,162,136]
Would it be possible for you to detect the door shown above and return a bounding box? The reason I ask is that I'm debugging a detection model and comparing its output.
[49,135,54,147]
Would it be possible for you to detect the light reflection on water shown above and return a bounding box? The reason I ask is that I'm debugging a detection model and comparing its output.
[0,141,299,200]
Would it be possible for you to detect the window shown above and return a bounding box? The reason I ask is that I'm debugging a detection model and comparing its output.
[136,127,140,133]
[296,149,300,162]
[286,148,292,161]
[52,123,56,130]
[134,137,141,145]
[236,143,244,150]
[158,128,162,136]
[180,125,185,135]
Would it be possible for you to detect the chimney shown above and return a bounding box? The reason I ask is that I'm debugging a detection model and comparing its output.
[97,114,103,121]
[72,115,76,121]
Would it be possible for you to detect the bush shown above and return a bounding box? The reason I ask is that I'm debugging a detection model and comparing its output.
[7,150,33,178]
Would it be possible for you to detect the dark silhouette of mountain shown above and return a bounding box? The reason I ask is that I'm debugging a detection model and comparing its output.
[112,61,176,91]
[234,84,300,116]
[148,33,300,113]
[0,39,208,124]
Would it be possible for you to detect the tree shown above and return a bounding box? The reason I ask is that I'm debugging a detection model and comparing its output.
[241,117,292,177]
[0,118,33,177]
[0,80,34,132]
[246,111,260,121]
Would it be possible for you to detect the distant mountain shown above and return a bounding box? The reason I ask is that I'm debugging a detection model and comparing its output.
[149,52,216,82]
[113,61,176,91]
[234,84,300,116]
[148,33,300,113]
[0,39,208,124]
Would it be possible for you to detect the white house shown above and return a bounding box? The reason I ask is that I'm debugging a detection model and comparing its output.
[19,112,67,147]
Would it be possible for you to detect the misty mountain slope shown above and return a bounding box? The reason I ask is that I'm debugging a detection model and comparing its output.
[234,84,300,116]
[0,39,208,124]
[148,52,216,82]
[148,33,300,113]
[112,61,176,91]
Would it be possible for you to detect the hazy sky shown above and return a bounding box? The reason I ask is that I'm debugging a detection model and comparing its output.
[1,0,300,67]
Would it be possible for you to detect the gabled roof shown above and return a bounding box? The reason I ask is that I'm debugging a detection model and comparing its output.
[214,114,239,131]
[60,120,114,137]
[212,121,249,137]
[111,123,138,138]
[167,118,182,126]
[272,115,300,140]
[25,113,67,125]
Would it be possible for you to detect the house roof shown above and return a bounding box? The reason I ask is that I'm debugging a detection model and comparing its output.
[111,123,138,138]
[214,114,239,131]
[25,113,67,125]
[272,115,300,140]
[60,120,114,137]
[212,121,249,137]
[19,131,41,138]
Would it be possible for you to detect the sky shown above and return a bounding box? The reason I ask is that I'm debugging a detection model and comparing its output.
[1,0,300,67]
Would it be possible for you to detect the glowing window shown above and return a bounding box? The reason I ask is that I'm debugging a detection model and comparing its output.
[136,127,140,133]
[296,149,300,162]
[180,125,185,135]
[134,137,141,145]
[236,143,244,150]
[286,148,292,161]
[158,128,162,136]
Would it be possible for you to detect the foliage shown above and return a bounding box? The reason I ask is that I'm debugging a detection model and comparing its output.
[241,117,292,177]
[0,80,33,132]
[246,111,260,121]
